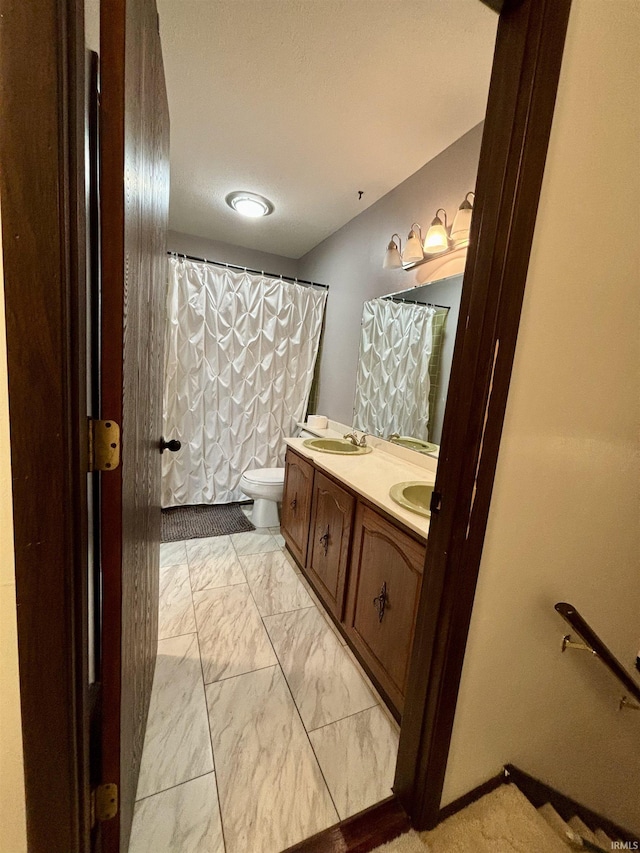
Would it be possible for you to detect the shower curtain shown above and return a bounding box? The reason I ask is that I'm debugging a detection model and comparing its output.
[352,298,436,440]
[162,258,327,506]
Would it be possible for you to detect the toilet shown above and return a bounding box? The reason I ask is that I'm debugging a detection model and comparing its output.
[239,467,285,528]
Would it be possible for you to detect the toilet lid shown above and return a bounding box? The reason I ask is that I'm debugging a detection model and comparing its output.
[243,467,285,486]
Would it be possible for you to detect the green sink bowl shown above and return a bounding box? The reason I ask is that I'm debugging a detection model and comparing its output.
[302,437,372,455]
[389,436,438,454]
[389,481,435,517]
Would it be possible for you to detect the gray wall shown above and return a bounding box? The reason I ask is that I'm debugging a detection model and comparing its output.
[297,123,483,426]
[167,230,300,278]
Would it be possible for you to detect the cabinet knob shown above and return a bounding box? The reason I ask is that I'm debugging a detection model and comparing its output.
[373,581,388,623]
[290,496,297,510]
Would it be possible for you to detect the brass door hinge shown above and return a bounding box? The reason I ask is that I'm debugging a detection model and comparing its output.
[91,783,118,826]
[88,419,120,472]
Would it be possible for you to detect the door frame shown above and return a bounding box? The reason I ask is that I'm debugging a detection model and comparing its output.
[0,0,90,851]
[395,0,572,828]
[0,0,572,849]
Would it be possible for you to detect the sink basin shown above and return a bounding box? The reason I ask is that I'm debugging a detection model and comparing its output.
[389,481,434,517]
[389,436,438,454]
[302,437,372,455]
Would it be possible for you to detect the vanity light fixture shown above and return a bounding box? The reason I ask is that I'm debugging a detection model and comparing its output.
[382,190,475,270]
[225,191,274,218]
[383,234,403,269]
[423,209,449,254]
[402,223,425,265]
[450,192,475,247]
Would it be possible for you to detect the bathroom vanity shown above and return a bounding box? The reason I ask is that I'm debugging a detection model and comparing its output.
[281,439,434,718]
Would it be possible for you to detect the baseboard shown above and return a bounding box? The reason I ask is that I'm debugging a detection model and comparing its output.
[437,771,506,823]
[282,796,411,853]
[505,764,640,845]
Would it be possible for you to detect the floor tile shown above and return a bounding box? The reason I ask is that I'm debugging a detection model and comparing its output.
[297,573,348,645]
[160,540,188,568]
[269,527,285,547]
[281,547,302,574]
[264,608,376,730]
[241,550,313,616]
[309,706,399,819]
[129,773,224,853]
[206,666,338,853]
[193,584,276,683]
[230,530,279,556]
[186,536,245,592]
[137,633,213,800]
[159,564,196,640]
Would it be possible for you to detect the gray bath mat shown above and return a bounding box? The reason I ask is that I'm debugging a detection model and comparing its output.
[161,502,255,542]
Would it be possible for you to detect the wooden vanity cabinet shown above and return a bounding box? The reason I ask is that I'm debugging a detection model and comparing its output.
[306,472,355,620]
[281,449,314,566]
[344,503,425,714]
[281,444,427,717]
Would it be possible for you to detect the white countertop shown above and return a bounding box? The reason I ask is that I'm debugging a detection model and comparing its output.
[285,436,435,541]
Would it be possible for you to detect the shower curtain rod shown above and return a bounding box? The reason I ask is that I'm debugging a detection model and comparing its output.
[167,251,329,290]
[384,295,449,310]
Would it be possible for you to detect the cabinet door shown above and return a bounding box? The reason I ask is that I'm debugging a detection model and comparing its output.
[307,472,355,619]
[281,449,314,567]
[345,504,425,715]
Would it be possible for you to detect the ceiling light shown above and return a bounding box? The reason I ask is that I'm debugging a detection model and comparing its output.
[383,234,403,269]
[424,209,449,254]
[225,191,274,218]
[402,223,425,265]
[450,192,475,247]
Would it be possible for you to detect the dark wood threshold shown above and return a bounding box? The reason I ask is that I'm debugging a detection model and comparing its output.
[506,765,640,846]
[282,797,410,853]
[437,771,505,822]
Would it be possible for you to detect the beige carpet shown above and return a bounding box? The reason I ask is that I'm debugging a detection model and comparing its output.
[370,785,570,853]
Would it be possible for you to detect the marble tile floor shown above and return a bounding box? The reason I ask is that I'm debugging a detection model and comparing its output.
[129,505,399,853]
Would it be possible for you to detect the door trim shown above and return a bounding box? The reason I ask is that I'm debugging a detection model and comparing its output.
[0,0,90,850]
[395,0,573,828]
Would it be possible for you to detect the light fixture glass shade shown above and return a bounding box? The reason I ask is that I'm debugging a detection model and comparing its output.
[450,192,474,247]
[402,226,424,264]
[225,191,274,218]
[424,210,449,254]
[383,237,403,269]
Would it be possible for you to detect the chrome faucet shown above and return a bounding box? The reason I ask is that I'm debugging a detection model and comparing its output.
[343,431,368,447]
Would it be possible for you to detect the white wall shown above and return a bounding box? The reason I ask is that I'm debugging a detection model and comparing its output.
[298,124,483,427]
[0,206,27,853]
[442,0,640,833]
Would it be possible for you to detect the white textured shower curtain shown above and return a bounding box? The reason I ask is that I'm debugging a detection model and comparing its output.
[353,298,435,440]
[162,258,327,506]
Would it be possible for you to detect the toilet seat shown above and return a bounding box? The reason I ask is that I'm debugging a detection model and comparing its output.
[242,467,284,486]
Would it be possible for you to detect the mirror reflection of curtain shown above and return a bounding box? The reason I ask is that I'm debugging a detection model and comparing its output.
[353,298,436,440]
[162,258,327,506]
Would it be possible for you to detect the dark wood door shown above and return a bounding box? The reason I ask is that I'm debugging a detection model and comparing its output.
[281,449,315,566]
[99,1,170,850]
[345,504,425,715]
[307,472,355,619]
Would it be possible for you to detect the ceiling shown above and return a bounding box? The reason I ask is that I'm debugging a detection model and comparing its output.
[157,0,497,259]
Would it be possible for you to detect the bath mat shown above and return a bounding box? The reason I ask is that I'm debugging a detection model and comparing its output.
[161,502,255,542]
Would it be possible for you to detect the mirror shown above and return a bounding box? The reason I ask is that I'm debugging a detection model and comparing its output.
[352,272,464,452]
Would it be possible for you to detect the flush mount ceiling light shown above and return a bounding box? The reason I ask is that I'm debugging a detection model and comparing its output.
[225,191,274,218]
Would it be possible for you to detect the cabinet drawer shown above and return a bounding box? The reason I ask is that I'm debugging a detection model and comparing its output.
[281,449,314,567]
[345,503,425,715]
[307,472,355,619]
